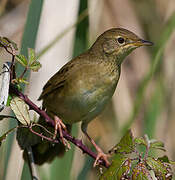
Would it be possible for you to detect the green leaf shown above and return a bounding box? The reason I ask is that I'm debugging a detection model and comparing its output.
[0,127,17,146]
[158,155,175,166]
[10,96,31,125]
[109,129,135,154]
[28,48,36,65]
[15,54,28,67]
[116,158,131,179]
[150,140,166,151]
[100,154,129,180]
[146,157,173,179]
[132,162,152,180]
[29,61,41,72]
[0,115,16,121]
[135,137,147,147]
[158,155,170,163]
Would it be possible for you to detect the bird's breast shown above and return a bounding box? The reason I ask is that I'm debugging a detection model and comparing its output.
[55,63,120,124]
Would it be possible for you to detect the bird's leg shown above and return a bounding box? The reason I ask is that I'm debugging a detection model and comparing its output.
[85,131,110,167]
[81,123,110,167]
[54,116,71,149]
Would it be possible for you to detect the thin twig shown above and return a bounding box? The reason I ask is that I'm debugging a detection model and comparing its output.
[32,123,54,137]
[28,126,60,144]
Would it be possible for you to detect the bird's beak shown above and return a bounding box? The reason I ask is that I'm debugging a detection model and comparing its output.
[133,39,154,47]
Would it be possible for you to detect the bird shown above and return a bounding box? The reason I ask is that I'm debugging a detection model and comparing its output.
[33,28,153,166]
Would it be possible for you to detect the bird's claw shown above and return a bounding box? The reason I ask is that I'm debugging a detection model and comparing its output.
[93,150,111,167]
[54,116,71,150]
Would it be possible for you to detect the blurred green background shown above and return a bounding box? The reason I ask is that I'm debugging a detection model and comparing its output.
[0,0,175,179]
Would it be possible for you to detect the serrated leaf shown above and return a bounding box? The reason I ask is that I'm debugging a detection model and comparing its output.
[109,129,135,154]
[0,127,17,146]
[132,162,152,180]
[100,154,128,180]
[17,127,41,149]
[29,61,41,72]
[150,140,166,151]
[15,54,28,67]
[28,48,36,65]
[116,158,131,179]
[146,157,172,179]
[135,137,147,147]
[10,96,31,125]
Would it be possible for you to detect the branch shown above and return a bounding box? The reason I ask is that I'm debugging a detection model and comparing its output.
[9,84,109,168]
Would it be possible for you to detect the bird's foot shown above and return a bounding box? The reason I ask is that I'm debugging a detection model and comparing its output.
[94,149,111,167]
[54,116,71,150]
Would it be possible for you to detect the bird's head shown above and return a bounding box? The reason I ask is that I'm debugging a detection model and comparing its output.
[91,28,153,65]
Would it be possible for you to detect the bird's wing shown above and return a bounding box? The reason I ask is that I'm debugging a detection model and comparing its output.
[38,63,71,100]
[38,52,88,100]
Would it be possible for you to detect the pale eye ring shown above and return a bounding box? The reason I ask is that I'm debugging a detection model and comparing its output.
[117,37,125,44]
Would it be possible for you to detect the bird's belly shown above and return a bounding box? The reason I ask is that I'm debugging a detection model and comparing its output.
[54,84,116,125]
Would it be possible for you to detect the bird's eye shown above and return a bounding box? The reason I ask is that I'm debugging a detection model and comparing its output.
[117,37,125,44]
